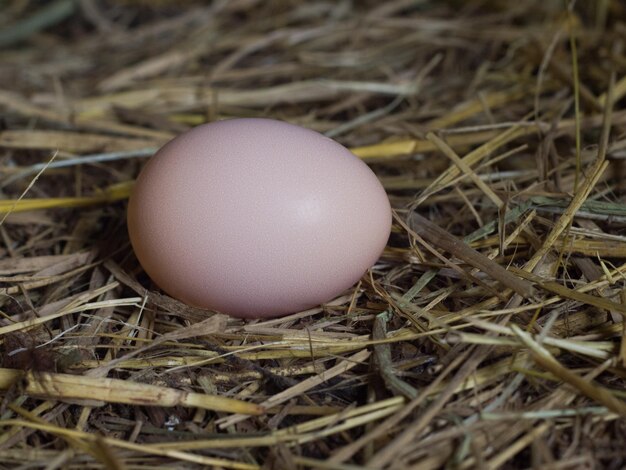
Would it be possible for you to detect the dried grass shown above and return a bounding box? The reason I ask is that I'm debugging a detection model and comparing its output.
[1,0,626,468]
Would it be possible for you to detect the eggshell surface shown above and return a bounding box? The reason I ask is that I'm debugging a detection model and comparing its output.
[127,118,391,318]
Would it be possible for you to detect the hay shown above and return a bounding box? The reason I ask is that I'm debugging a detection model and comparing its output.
[1,0,625,468]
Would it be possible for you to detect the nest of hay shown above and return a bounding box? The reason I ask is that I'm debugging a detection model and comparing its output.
[1,0,626,468]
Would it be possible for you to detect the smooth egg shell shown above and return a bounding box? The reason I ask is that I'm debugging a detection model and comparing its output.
[127,118,391,318]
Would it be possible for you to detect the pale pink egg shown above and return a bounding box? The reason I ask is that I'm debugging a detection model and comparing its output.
[127,118,391,319]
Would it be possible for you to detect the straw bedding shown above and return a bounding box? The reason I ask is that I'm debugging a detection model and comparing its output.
[1,1,626,468]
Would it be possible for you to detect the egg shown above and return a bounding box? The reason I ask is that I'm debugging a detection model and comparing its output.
[127,118,391,319]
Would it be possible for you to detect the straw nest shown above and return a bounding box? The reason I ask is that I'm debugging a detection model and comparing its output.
[1,0,626,468]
